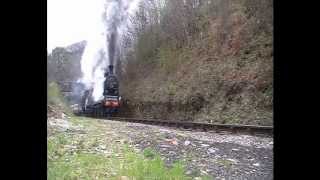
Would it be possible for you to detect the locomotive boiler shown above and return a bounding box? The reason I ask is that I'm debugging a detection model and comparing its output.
[80,65,121,116]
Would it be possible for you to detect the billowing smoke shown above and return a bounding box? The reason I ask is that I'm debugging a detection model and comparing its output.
[79,0,141,101]
[108,33,117,66]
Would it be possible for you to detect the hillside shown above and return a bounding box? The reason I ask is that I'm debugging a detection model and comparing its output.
[47,40,86,84]
[47,81,272,179]
[118,0,273,125]
[47,1,274,179]
[47,41,87,104]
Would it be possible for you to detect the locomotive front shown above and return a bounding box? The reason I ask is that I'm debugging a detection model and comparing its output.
[102,65,121,114]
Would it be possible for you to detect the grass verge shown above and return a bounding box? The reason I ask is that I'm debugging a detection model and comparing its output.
[48,117,213,179]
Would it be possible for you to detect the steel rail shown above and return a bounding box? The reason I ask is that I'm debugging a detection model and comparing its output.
[75,112,273,137]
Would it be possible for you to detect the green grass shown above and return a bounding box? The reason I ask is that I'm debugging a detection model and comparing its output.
[48,136,194,179]
[47,116,214,179]
[48,153,110,180]
[47,82,64,105]
[124,148,214,179]
[48,133,114,180]
[116,146,190,180]
[217,159,234,169]
[143,147,156,159]
[47,81,72,115]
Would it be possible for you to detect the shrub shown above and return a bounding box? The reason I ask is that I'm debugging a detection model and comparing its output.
[47,82,72,115]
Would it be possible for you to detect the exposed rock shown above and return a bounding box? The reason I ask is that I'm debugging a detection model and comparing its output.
[119,176,130,180]
[201,144,210,147]
[107,121,273,179]
[49,116,273,179]
[226,158,238,164]
[207,148,218,154]
[253,163,260,167]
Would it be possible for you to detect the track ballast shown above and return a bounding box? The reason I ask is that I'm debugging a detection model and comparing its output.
[75,112,273,137]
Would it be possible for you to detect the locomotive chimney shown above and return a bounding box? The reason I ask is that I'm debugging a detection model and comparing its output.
[108,65,114,75]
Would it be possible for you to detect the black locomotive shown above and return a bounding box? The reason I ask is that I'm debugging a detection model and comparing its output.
[80,65,121,116]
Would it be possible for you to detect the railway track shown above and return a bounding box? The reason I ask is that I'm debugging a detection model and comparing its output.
[75,112,273,137]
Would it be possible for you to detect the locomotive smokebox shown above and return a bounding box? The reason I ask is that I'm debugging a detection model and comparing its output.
[108,65,114,75]
[104,65,114,77]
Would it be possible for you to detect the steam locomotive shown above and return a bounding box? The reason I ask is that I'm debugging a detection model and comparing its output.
[80,65,121,116]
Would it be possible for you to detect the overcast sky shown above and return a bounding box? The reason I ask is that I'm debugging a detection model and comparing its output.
[47,0,141,54]
[47,0,106,53]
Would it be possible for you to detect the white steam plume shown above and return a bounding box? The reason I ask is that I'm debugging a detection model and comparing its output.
[79,0,142,101]
[48,0,141,102]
